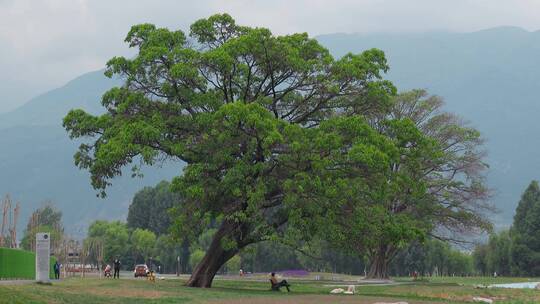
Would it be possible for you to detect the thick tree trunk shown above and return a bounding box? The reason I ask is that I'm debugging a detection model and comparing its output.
[180,240,191,274]
[366,254,390,279]
[366,245,393,280]
[185,219,245,288]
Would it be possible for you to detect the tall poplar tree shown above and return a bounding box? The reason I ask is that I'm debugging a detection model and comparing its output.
[510,181,540,275]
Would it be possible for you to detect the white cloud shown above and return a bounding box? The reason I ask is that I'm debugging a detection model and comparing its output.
[0,0,539,112]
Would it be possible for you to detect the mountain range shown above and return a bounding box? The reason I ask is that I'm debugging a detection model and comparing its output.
[0,71,181,238]
[1,26,538,237]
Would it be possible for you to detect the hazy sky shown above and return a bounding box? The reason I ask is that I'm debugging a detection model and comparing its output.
[1,0,540,113]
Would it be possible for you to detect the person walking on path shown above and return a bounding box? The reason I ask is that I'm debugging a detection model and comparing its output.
[113,258,121,279]
[53,261,61,279]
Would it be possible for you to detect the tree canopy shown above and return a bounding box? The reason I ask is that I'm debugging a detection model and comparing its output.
[127,180,181,235]
[87,220,129,264]
[20,204,64,253]
[131,228,157,263]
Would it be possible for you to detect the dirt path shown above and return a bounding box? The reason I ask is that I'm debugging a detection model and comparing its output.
[210,295,444,304]
[0,280,34,285]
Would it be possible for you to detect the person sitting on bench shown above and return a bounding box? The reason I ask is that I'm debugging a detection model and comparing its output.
[270,272,290,292]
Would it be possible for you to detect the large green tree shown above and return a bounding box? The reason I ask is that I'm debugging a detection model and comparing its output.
[64,14,404,287]
[327,90,491,279]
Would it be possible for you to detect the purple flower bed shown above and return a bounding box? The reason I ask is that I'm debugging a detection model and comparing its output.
[280,269,310,277]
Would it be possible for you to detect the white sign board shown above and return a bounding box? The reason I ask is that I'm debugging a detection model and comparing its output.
[35,232,50,282]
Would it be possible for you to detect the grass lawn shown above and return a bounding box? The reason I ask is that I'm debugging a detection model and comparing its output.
[0,276,539,304]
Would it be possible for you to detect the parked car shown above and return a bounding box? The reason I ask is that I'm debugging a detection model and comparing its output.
[134,264,149,278]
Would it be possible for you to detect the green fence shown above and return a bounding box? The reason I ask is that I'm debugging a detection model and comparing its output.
[0,247,55,280]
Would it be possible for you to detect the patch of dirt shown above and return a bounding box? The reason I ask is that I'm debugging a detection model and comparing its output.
[62,287,172,299]
[210,295,443,304]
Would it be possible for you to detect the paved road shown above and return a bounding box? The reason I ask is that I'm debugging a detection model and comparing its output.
[67,271,186,280]
[0,280,34,285]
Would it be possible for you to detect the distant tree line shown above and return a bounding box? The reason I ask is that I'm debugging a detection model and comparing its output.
[390,240,473,277]
[90,180,478,277]
[20,180,540,278]
[20,192,474,277]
